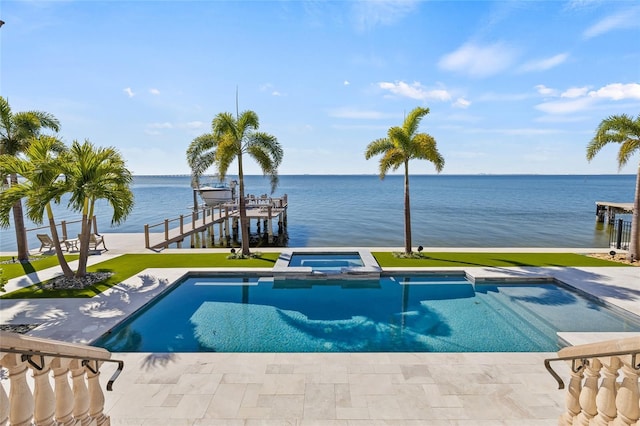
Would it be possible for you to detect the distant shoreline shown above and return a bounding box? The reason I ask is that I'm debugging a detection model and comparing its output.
[132,173,636,177]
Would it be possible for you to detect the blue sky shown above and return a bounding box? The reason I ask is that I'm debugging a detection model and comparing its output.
[1,0,639,175]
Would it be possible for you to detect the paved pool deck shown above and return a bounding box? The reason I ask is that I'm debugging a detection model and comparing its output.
[1,239,639,424]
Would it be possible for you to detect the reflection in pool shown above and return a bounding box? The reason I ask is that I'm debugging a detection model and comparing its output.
[93,274,640,353]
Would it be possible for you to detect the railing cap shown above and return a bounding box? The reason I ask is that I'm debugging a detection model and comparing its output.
[0,331,112,360]
[558,336,640,359]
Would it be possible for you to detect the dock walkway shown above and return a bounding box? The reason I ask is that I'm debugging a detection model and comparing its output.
[596,201,634,223]
[144,195,288,250]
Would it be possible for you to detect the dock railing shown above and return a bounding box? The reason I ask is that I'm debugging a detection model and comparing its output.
[144,204,234,250]
[544,336,640,424]
[0,331,123,426]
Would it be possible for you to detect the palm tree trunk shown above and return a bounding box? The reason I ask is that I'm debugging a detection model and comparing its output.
[237,153,250,256]
[46,204,74,277]
[10,173,29,261]
[75,198,91,278]
[404,161,412,254]
[628,163,640,262]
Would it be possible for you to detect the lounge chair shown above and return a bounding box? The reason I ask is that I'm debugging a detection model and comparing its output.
[79,233,108,251]
[36,234,55,252]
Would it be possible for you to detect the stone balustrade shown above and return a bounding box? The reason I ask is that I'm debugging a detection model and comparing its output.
[0,331,123,426]
[545,336,640,425]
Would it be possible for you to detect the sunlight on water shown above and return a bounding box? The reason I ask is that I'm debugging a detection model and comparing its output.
[1,174,634,251]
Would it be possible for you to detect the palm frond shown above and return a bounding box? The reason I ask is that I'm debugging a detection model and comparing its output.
[618,138,640,169]
[587,114,640,162]
[364,138,393,159]
[403,107,430,137]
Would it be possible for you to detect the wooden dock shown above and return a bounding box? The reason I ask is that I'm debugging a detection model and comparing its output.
[595,201,634,224]
[144,195,288,250]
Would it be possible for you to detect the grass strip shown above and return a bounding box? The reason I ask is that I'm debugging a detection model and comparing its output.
[372,252,630,267]
[0,255,80,279]
[2,251,630,299]
[1,252,280,299]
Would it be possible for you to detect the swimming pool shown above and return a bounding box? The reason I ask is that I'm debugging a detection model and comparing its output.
[93,273,640,352]
[288,252,364,270]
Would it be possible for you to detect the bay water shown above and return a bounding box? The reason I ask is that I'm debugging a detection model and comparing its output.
[0,174,635,252]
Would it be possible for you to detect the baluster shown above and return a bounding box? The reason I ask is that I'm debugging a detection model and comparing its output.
[70,360,91,425]
[31,356,56,426]
[613,362,640,425]
[576,358,602,425]
[52,357,75,426]
[560,363,584,425]
[0,362,9,426]
[5,353,34,426]
[86,361,109,426]
[593,356,621,425]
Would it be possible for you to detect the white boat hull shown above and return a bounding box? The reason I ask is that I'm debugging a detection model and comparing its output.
[199,187,233,206]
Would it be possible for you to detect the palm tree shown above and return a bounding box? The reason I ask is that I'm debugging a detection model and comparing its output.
[0,135,74,277]
[365,107,444,254]
[0,96,60,260]
[187,110,283,256]
[64,140,134,277]
[586,113,640,262]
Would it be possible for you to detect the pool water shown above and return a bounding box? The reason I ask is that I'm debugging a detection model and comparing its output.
[287,252,364,270]
[93,274,640,352]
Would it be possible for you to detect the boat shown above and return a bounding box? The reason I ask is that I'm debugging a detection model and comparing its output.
[198,180,237,207]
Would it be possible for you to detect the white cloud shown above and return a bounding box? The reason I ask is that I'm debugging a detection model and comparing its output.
[583,7,640,39]
[588,83,640,100]
[272,91,283,97]
[535,97,595,114]
[378,81,452,101]
[123,87,135,98]
[534,82,640,115]
[148,122,173,129]
[328,107,395,120]
[438,42,518,78]
[535,85,558,97]
[185,121,204,129]
[351,0,419,32]
[519,53,568,72]
[453,98,471,109]
[344,80,350,86]
[149,88,160,95]
[565,0,604,11]
[561,87,589,98]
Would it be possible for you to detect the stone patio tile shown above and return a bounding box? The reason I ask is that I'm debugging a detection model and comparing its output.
[241,383,263,408]
[421,384,463,408]
[260,373,307,395]
[335,406,370,420]
[365,395,403,420]
[303,383,336,419]
[173,372,223,394]
[305,371,349,384]
[257,394,304,418]
[171,394,214,419]
[349,373,394,395]
[203,383,247,418]
[162,393,183,407]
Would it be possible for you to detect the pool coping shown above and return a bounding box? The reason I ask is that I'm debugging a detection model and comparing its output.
[272,248,382,278]
[2,264,638,348]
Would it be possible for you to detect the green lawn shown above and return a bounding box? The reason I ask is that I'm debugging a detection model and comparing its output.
[0,254,80,279]
[1,252,280,299]
[1,251,630,299]
[372,251,629,268]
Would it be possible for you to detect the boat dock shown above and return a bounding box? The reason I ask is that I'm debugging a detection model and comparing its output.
[144,194,288,250]
[595,201,634,224]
